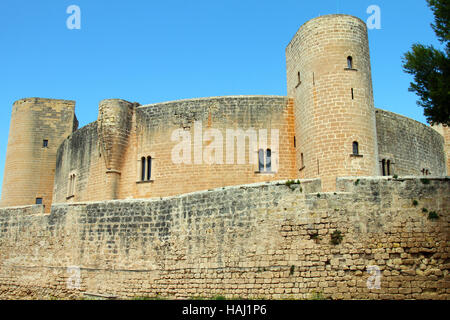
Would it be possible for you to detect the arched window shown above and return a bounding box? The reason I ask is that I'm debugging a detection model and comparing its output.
[347,56,353,69]
[258,149,273,173]
[141,157,146,181]
[352,141,359,156]
[266,149,272,172]
[147,156,152,181]
[386,160,391,176]
[258,149,265,172]
[381,159,386,176]
[67,173,76,198]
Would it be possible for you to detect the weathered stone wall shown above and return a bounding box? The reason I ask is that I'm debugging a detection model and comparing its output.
[53,96,298,204]
[376,109,446,176]
[432,124,450,176]
[1,177,448,300]
[0,98,78,212]
[53,122,110,204]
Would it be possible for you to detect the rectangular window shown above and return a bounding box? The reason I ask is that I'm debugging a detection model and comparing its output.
[36,198,43,205]
[43,140,48,148]
[266,149,272,172]
[141,157,146,181]
[258,149,265,172]
[147,157,152,181]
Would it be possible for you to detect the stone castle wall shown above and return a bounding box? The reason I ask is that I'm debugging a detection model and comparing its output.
[0,177,448,300]
[432,124,450,176]
[376,109,446,176]
[53,96,298,204]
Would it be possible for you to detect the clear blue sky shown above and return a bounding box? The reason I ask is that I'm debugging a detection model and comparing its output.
[0,0,442,196]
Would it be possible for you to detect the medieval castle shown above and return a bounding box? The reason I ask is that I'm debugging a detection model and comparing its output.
[1,14,449,212]
[0,15,448,300]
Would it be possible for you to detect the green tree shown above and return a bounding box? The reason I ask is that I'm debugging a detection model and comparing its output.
[402,0,450,125]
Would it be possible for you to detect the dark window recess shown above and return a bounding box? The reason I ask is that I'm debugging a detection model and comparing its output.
[351,88,354,100]
[266,149,272,172]
[141,157,146,181]
[36,198,43,205]
[258,149,265,172]
[294,136,296,148]
[347,56,353,69]
[43,140,48,148]
[381,159,386,176]
[387,160,391,176]
[352,141,359,155]
[147,156,152,181]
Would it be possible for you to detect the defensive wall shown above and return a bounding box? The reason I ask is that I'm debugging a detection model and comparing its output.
[53,96,297,204]
[51,98,448,205]
[376,109,446,176]
[0,177,448,300]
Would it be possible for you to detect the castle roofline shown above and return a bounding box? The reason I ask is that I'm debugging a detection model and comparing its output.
[286,14,367,50]
[138,95,288,109]
[13,97,76,105]
[375,108,432,129]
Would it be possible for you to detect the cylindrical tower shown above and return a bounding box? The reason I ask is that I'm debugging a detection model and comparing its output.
[97,99,135,200]
[432,124,450,175]
[0,98,77,211]
[286,14,379,191]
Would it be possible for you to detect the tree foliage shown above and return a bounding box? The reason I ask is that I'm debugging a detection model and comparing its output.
[402,0,450,125]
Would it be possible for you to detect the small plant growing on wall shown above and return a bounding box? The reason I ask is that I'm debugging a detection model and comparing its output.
[285,180,301,190]
[289,265,295,276]
[393,175,399,179]
[330,230,343,245]
[428,211,439,220]
[422,208,428,213]
[421,178,431,185]
[354,179,360,186]
[412,200,419,207]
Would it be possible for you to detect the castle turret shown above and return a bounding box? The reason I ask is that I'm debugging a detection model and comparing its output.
[286,15,379,191]
[0,98,77,211]
[97,99,135,200]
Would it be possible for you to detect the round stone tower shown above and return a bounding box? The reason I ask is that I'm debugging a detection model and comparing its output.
[97,99,135,200]
[0,98,77,211]
[286,14,379,191]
